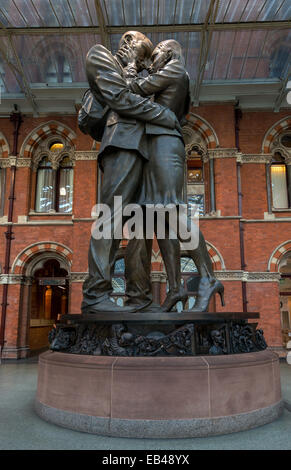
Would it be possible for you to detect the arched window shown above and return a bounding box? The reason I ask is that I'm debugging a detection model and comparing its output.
[35,140,74,213]
[270,152,289,209]
[45,55,73,83]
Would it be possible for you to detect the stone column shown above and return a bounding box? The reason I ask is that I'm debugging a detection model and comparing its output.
[151,272,167,305]
[286,156,291,206]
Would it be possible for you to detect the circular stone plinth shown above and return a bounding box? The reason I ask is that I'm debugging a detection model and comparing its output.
[35,350,283,438]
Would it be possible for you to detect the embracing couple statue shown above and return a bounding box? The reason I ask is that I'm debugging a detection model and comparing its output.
[79,31,224,315]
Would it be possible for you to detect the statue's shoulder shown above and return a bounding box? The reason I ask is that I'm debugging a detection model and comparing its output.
[86,44,115,66]
[160,59,187,80]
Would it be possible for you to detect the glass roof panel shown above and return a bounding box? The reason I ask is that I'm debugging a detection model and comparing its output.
[205,27,291,81]
[29,0,59,27]
[205,31,235,80]
[10,33,100,85]
[103,0,213,25]
[0,0,28,27]
[49,0,77,27]
[257,0,286,21]
[12,0,45,27]
[0,35,23,92]
[120,0,141,25]
[254,29,291,79]
[216,0,291,23]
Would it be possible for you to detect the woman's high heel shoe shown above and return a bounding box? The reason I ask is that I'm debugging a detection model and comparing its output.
[161,288,188,312]
[188,278,225,312]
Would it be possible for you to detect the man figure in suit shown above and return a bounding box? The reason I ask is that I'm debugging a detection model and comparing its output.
[81,31,182,314]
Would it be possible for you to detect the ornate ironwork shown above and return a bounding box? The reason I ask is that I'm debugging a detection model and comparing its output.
[48,317,267,357]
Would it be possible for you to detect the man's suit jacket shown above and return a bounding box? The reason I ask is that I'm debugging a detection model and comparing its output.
[85,44,181,160]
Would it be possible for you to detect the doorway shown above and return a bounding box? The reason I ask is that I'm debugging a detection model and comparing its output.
[279,253,291,348]
[29,258,69,353]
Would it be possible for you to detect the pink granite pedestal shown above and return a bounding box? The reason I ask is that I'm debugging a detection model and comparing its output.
[35,350,283,438]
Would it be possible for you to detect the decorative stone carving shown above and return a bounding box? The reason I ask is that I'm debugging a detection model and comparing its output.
[237,154,273,164]
[150,271,167,283]
[0,158,10,168]
[215,271,281,282]
[69,272,89,282]
[0,274,32,285]
[74,151,99,160]
[208,149,238,160]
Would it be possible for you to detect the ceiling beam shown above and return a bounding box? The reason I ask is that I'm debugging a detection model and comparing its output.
[192,0,220,106]
[0,20,290,36]
[94,0,110,48]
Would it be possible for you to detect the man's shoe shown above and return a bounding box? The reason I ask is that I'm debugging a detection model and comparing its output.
[82,298,137,314]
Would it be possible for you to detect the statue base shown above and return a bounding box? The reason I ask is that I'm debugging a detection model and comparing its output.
[35,350,283,438]
[48,312,268,356]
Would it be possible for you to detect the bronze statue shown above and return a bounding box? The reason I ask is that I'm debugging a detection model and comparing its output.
[80,32,224,314]
[124,39,224,312]
[81,31,181,314]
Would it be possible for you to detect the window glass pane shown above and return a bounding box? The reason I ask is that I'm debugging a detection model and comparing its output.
[181,257,197,273]
[112,258,125,294]
[36,168,55,212]
[39,156,51,167]
[58,168,73,213]
[271,165,289,209]
[188,194,204,216]
[281,135,291,148]
[114,258,125,274]
[112,277,125,294]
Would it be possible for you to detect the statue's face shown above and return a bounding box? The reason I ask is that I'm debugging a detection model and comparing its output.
[150,45,169,74]
[132,40,152,72]
[211,330,223,344]
[117,36,152,72]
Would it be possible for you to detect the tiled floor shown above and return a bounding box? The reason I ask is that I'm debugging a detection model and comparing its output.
[0,356,291,450]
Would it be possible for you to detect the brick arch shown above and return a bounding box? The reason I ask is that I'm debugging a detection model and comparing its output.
[0,132,9,158]
[20,121,77,158]
[154,242,225,273]
[12,242,73,275]
[262,117,291,153]
[205,242,225,271]
[185,113,219,149]
[268,241,291,272]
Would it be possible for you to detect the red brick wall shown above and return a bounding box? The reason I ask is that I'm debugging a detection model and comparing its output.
[1,105,290,356]
[241,163,269,219]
